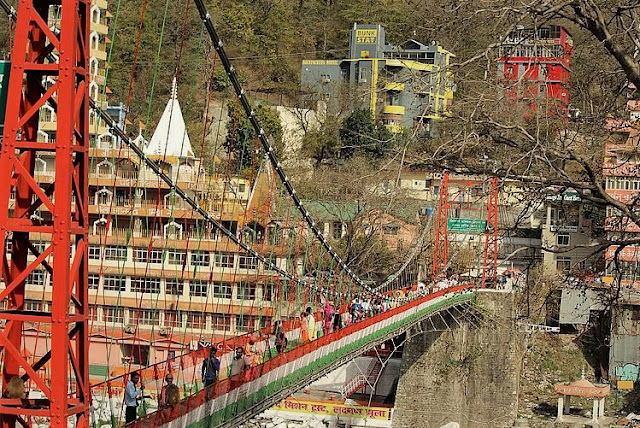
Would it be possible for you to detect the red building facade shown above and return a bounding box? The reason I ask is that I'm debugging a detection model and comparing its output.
[497,25,573,117]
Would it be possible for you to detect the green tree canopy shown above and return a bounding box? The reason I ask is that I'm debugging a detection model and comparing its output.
[223,100,283,172]
[339,108,393,159]
[301,116,341,166]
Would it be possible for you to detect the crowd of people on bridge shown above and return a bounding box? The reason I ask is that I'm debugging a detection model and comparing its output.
[122,286,449,424]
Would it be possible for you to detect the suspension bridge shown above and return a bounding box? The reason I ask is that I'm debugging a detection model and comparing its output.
[0,0,503,427]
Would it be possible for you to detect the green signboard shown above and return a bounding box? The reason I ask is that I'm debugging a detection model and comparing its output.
[447,218,487,234]
[0,61,10,132]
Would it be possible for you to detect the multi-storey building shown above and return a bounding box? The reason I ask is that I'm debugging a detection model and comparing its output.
[497,25,573,117]
[22,80,297,376]
[603,100,640,287]
[301,23,455,135]
[541,189,604,275]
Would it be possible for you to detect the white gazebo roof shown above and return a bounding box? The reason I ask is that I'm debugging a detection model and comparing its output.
[144,78,194,159]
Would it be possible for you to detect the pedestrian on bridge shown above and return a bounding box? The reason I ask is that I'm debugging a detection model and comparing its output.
[273,321,288,354]
[300,311,309,343]
[306,306,318,341]
[201,347,220,388]
[124,372,143,424]
[332,312,342,331]
[244,335,261,367]
[159,373,179,408]
[323,300,335,336]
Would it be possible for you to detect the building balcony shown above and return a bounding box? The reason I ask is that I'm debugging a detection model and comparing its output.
[88,121,108,136]
[90,47,107,61]
[384,82,405,92]
[39,120,58,132]
[91,69,107,86]
[382,105,405,115]
[384,124,403,134]
[91,22,109,35]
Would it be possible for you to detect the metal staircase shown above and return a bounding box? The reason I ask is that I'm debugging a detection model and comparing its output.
[341,359,383,399]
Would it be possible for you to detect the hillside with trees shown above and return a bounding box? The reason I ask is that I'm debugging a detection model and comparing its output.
[1,0,639,287]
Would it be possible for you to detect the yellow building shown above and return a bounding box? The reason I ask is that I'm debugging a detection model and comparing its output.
[301,24,455,136]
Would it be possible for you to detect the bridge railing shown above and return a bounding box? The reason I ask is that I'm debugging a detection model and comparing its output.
[122,285,474,427]
[91,297,406,402]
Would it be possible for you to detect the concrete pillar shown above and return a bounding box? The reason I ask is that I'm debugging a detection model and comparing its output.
[563,395,570,414]
[557,396,564,421]
[592,398,599,422]
[599,397,605,418]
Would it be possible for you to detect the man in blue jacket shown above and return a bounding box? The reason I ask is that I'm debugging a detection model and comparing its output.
[201,346,220,388]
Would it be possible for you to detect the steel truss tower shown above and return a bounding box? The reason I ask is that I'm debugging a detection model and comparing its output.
[481,177,500,288]
[432,171,450,280]
[0,1,90,426]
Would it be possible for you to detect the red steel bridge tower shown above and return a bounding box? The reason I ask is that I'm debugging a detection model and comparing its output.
[0,0,90,426]
[432,171,450,279]
[481,177,500,287]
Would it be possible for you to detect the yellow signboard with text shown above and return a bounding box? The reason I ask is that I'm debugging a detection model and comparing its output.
[355,29,378,45]
[272,398,391,420]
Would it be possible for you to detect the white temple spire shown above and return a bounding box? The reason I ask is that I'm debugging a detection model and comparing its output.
[171,76,178,100]
[144,78,194,158]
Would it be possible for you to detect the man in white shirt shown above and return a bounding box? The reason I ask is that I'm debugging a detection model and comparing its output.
[306,306,317,340]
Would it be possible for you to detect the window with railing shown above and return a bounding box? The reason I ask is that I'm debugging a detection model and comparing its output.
[88,245,101,260]
[133,248,164,264]
[104,245,127,261]
[164,221,183,240]
[191,250,210,267]
[189,280,208,297]
[103,275,125,292]
[93,218,109,236]
[213,283,232,299]
[165,279,183,295]
[237,282,256,300]
[96,160,114,178]
[166,249,186,265]
[91,6,100,24]
[235,314,254,332]
[103,306,124,324]
[90,58,99,76]
[213,314,231,331]
[215,253,234,268]
[238,254,258,270]
[186,312,206,329]
[88,274,100,289]
[132,277,161,294]
[90,32,100,51]
[164,310,183,328]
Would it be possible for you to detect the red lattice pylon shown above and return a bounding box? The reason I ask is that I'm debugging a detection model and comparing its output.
[481,177,500,288]
[432,171,450,280]
[0,1,90,426]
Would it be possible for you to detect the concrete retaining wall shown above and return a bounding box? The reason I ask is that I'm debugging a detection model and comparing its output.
[393,290,521,428]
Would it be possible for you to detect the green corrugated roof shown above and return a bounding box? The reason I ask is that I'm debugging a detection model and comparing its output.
[301,200,361,222]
